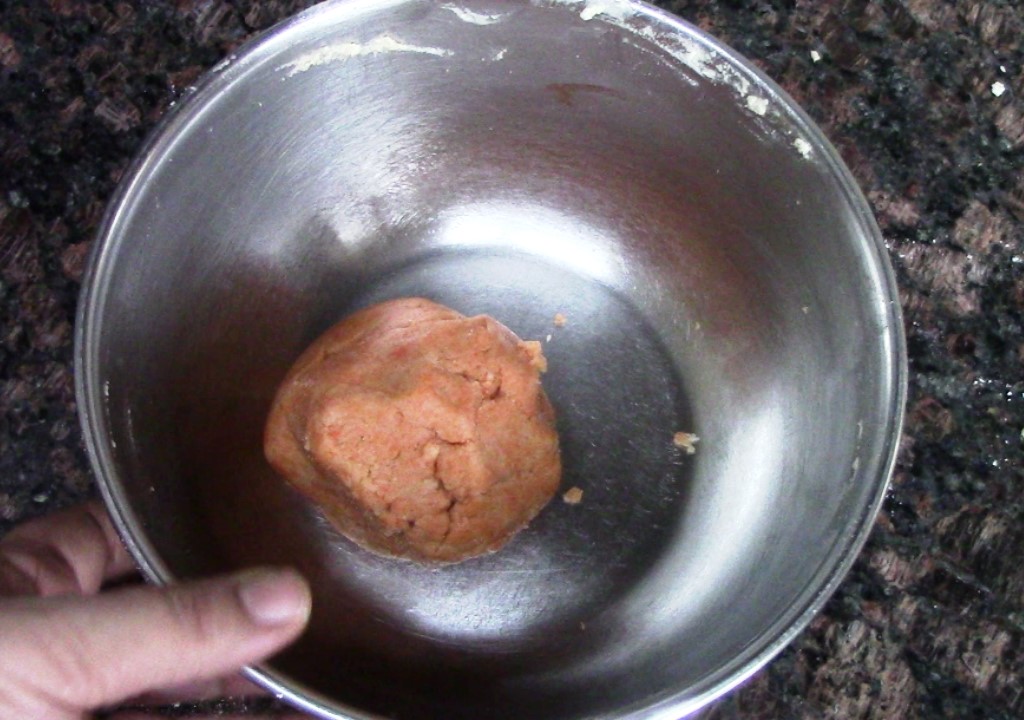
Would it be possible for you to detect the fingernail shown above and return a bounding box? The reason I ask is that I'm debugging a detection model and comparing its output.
[237,568,311,628]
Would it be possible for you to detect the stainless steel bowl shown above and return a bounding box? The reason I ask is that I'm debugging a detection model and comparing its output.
[76,1,906,718]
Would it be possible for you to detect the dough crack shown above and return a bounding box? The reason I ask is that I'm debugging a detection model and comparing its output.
[427,440,458,549]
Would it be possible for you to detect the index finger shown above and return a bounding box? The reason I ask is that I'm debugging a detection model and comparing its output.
[0,500,137,598]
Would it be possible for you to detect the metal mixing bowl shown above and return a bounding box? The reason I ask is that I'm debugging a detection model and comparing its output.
[75,1,906,718]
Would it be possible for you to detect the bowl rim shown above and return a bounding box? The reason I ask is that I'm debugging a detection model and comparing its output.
[75,1,908,718]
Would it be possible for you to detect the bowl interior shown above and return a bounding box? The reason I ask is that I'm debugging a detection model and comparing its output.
[80,1,904,718]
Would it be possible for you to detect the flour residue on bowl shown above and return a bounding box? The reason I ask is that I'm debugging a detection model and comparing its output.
[545,0,747,90]
[442,4,507,25]
[793,137,814,159]
[279,35,453,77]
[538,0,817,162]
[578,0,635,22]
[745,95,769,116]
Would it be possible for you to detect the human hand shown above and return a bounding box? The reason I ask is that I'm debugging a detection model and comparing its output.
[0,501,311,719]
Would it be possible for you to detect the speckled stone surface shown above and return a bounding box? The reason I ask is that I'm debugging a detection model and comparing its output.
[1,1,1022,718]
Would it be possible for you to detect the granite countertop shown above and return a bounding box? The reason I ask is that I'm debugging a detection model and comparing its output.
[1,1,1022,718]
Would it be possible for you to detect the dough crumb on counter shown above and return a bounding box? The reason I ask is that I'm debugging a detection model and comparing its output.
[553,312,567,327]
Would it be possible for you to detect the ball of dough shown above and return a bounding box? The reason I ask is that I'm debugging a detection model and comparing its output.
[264,298,561,563]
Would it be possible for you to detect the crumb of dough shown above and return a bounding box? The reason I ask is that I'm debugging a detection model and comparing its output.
[264,298,561,564]
[673,431,700,455]
[580,621,587,630]
[546,333,552,342]
[522,340,548,372]
[553,312,567,327]
[563,486,584,504]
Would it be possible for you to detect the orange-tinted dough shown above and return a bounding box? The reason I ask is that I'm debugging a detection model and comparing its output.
[264,298,561,563]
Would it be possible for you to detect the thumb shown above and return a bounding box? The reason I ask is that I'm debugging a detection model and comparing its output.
[0,567,311,717]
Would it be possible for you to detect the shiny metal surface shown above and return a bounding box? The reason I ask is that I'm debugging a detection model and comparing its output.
[75,1,906,718]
